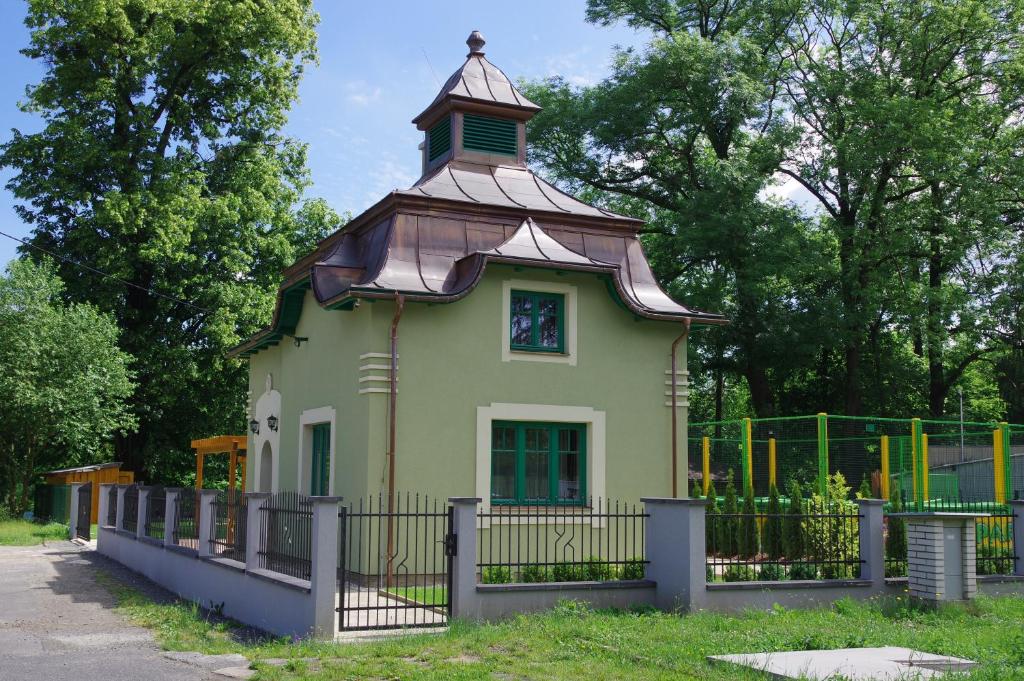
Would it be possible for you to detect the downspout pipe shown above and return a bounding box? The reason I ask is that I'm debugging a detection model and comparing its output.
[386,293,405,587]
[671,319,691,499]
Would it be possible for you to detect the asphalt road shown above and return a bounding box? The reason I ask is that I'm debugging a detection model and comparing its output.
[0,540,215,681]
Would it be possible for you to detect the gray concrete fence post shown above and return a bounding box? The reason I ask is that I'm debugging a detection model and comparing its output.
[98,483,112,529]
[642,497,707,613]
[136,487,150,540]
[309,496,342,639]
[164,489,180,548]
[115,485,127,531]
[448,498,481,621]
[197,490,218,558]
[856,499,885,586]
[245,493,271,568]
[1010,501,1024,577]
[68,483,84,539]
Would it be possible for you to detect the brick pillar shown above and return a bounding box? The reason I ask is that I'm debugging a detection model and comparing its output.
[448,498,480,620]
[1011,501,1024,577]
[136,487,150,540]
[245,493,271,568]
[309,496,342,639]
[163,489,180,548]
[197,490,218,558]
[907,515,978,603]
[642,497,707,612]
[856,499,885,587]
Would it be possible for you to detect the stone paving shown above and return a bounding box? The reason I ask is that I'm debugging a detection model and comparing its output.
[710,646,976,680]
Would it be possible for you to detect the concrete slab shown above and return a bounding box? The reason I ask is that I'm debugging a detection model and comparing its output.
[161,651,250,670]
[709,646,976,680]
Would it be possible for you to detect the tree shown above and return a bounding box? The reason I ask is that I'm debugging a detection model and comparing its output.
[1,0,338,481]
[738,492,759,559]
[886,478,907,574]
[690,477,703,498]
[705,480,720,554]
[783,480,804,559]
[719,470,739,556]
[763,484,783,560]
[0,260,135,514]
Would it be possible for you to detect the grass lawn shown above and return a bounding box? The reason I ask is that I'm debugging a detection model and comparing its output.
[0,519,68,545]
[385,585,447,607]
[95,569,1024,680]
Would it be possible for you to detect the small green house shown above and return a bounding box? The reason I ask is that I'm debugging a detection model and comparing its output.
[230,32,725,509]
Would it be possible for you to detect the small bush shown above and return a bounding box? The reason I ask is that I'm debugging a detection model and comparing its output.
[885,560,907,578]
[789,562,818,580]
[584,557,613,581]
[551,562,586,582]
[758,563,786,581]
[722,564,757,582]
[519,564,548,583]
[482,566,512,584]
[706,565,716,582]
[621,558,645,580]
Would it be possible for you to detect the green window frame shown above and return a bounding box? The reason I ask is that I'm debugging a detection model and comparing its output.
[310,423,330,496]
[491,421,586,505]
[510,290,565,353]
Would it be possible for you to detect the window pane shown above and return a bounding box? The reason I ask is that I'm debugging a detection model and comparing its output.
[511,295,533,346]
[538,312,559,348]
[524,427,550,500]
[492,425,515,451]
[491,451,516,501]
[558,428,582,501]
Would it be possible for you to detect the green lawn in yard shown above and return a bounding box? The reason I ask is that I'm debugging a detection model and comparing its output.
[0,519,68,545]
[385,585,447,607]
[95,569,1024,680]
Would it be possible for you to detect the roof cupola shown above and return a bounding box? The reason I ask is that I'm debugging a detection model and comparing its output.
[414,31,541,175]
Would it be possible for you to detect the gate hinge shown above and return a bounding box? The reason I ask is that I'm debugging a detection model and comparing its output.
[443,533,457,557]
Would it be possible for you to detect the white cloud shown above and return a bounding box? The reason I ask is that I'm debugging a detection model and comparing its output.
[343,81,383,106]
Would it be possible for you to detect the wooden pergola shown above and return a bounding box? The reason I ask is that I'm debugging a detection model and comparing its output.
[191,435,247,493]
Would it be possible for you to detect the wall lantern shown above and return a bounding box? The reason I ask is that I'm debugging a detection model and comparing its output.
[249,418,260,435]
[267,414,279,432]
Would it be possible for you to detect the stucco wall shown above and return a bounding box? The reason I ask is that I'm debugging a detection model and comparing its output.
[248,263,692,504]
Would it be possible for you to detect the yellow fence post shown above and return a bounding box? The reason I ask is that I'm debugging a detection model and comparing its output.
[742,418,754,497]
[994,427,1006,504]
[768,437,777,490]
[880,435,890,500]
[921,433,929,503]
[702,436,711,496]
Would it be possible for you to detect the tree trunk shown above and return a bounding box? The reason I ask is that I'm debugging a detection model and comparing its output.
[926,181,948,417]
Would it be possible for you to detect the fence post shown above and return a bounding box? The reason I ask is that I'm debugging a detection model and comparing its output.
[642,497,707,612]
[1011,501,1024,577]
[245,493,271,568]
[115,485,127,531]
[448,497,481,620]
[741,418,753,496]
[880,436,890,500]
[911,418,923,510]
[197,490,218,558]
[68,483,84,540]
[702,437,711,496]
[817,413,829,497]
[855,499,885,587]
[163,489,179,548]
[136,487,150,540]
[308,496,342,639]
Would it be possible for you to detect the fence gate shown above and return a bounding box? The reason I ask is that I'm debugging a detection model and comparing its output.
[338,494,454,631]
[76,483,92,541]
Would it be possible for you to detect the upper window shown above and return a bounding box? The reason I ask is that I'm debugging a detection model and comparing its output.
[491,421,585,505]
[462,113,518,156]
[510,290,564,353]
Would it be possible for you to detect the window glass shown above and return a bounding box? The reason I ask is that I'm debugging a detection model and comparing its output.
[510,294,533,346]
[509,290,564,353]
[491,425,516,501]
[558,428,582,501]
[524,427,550,500]
[491,422,584,504]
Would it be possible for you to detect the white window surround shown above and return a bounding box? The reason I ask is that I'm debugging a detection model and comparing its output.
[475,403,606,526]
[296,406,336,496]
[501,279,577,366]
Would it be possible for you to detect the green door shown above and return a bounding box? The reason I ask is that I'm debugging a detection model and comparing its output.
[310,424,330,496]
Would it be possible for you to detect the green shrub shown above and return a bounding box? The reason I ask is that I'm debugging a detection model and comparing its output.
[705,480,720,555]
[978,544,1014,575]
[723,564,757,582]
[584,558,613,581]
[706,565,716,582]
[691,478,703,499]
[758,563,786,581]
[482,566,512,584]
[519,564,548,583]
[789,562,818,580]
[763,484,783,560]
[739,493,759,559]
[857,475,873,499]
[885,560,907,578]
[885,479,907,565]
[621,558,645,580]
[551,562,586,582]
[719,470,739,557]
[783,480,804,559]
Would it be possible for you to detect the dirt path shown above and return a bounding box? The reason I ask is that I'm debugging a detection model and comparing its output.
[0,541,215,681]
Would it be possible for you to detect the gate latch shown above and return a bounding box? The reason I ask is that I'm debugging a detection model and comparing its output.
[442,533,458,558]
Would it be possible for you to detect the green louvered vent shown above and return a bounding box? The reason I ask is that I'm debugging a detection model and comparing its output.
[428,117,451,161]
[462,114,518,156]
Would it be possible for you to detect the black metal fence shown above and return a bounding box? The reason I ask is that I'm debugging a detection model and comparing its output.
[706,502,863,582]
[145,487,166,540]
[122,485,139,533]
[172,491,198,550]
[105,485,117,527]
[257,492,311,579]
[338,494,452,631]
[476,499,647,584]
[208,490,247,561]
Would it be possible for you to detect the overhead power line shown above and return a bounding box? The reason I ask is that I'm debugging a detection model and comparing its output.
[0,228,212,313]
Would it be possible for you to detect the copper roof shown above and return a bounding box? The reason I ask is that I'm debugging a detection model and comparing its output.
[230,33,725,358]
[412,31,540,128]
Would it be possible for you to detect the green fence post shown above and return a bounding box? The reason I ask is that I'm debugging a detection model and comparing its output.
[741,417,753,497]
[911,418,923,511]
[816,413,829,497]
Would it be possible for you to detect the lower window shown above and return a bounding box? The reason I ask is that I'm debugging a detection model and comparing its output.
[491,421,585,505]
[310,423,330,496]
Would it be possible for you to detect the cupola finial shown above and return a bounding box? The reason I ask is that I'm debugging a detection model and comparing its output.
[466,30,485,57]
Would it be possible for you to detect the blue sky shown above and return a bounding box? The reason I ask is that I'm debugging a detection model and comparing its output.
[0,1,648,266]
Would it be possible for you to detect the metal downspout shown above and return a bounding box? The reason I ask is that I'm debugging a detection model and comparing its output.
[671,319,691,498]
[386,293,405,587]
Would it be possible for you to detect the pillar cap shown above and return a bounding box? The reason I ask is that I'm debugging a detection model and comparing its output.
[891,512,991,518]
[308,495,344,503]
[854,498,885,507]
[641,497,708,506]
[448,497,482,504]
[245,492,272,499]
